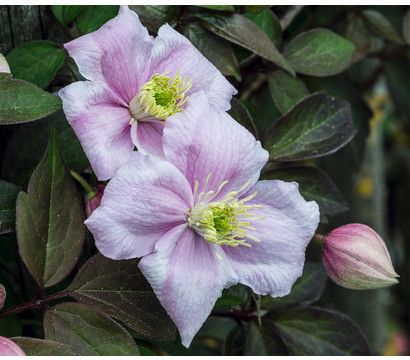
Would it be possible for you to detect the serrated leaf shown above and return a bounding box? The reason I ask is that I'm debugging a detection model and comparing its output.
[44,302,139,356]
[362,9,404,44]
[228,98,258,138]
[16,130,84,289]
[261,262,327,310]
[76,5,119,35]
[264,92,356,161]
[195,5,235,12]
[261,166,349,222]
[244,9,282,47]
[130,5,180,33]
[52,5,85,26]
[6,41,66,89]
[0,73,61,125]
[1,110,89,187]
[267,69,309,115]
[184,22,240,81]
[12,337,76,356]
[403,9,410,44]
[66,253,176,342]
[343,13,371,63]
[283,28,355,76]
[0,180,20,234]
[197,12,295,75]
[267,307,371,355]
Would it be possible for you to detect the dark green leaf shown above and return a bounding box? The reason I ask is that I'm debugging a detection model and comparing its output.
[0,73,61,125]
[403,9,410,44]
[264,92,356,161]
[195,5,235,12]
[362,9,404,44]
[130,5,180,33]
[261,166,349,222]
[184,22,240,81]
[343,13,371,63]
[1,110,89,187]
[243,5,272,14]
[44,302,139,356]
[213,290,242,312]
[0,273,22,337]
[268,307,371,355]
[245,320,288,355]
[12,337,76,356]
[52,5,85,26]
[267,69,309,115]
[197,12,295,75]
[0,180,20,234]
[76,5,119,35]
[261,262,327,310]
[244,9,282,47]
[283,28,355,76]
[66,253,176,342]
[228,98,258,138]
[16,130,84,289]
[224,326,246,355]
[6,41,66,89]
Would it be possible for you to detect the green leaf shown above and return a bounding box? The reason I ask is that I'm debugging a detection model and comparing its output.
[268,307,371,355]
[184,22,241,81]
[244,9,282,47]
[6,41,66,89]
[264,92,356,161]
[243,5,272,14]
[76,5,119,35]
[362,9,404,44]
[195,5,235,12]
[197,12,295,75]
[52,5,85,26]
[224,326,247,355]
[261,262,327,310]
[1,110,89,187]
[0,73,61,125]
[66,253,176,342]
[343,13,371,63]
[228,98,258,138]
[213,290,242,312]
[245,321,288,355]
[403,9,410,44]
[15,130,85,289]
[0,180,20,234]
[12,337,76,356]
[130,5,180,33]
[283,28,355,76]
[267,69,309,115]
[44,302,139,356]
[261,166,349,223]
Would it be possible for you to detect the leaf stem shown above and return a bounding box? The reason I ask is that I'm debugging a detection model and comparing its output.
[70,169,97,199]
[313,233,325,244]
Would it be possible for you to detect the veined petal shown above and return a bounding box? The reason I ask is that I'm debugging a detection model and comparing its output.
[130,120,165,158]
[85,152,193,259]
[64,5,154,103]
[139,224,238,347]
[163,92,268,201]
[59,81,134,180]
[224,180,320,297]
[150,24,237,111]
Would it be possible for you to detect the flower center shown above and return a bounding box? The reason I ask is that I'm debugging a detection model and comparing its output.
[129,70,192,124]
[187,174,264,252]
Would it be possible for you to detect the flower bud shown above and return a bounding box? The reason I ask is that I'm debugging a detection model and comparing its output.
[84,184,105,218]
[0,336,26,356]
[322,223,399,290]
[0,53,10,73]
[0,284,5,309]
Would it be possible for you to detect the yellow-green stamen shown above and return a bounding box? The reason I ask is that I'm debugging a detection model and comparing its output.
[129,70,192,123]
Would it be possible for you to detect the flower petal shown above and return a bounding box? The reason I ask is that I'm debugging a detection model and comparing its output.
[130,120,165,158]
[223,180,320,297]
[59,81,134,180]
[85,152,193,259]
[64,5,154,103]
[139,224,238,347]
[163,92,268,201]
[150,24,237,111]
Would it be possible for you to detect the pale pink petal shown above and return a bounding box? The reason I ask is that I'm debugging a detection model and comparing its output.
[65,6,154,103]
[224,180,320,297]
[163,92,268,201]
[139,224,238,347]
[59,81,134,180]
[0,337,26,356]
[130,120,165,158]
[85,152,193,259]
[150,24,237,111]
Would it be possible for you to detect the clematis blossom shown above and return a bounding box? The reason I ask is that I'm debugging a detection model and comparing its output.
[59,5,236,180]
[85,92,320,347]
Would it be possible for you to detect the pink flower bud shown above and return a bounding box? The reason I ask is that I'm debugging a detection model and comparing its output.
[0,284,5,309]
[85,184,105,218]
[0,336,26,356]
[322,223,399,290]
[0,53,10,73]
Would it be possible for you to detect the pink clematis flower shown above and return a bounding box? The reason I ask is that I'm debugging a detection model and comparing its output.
[59,5,236,180]
[85,92,320,347]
